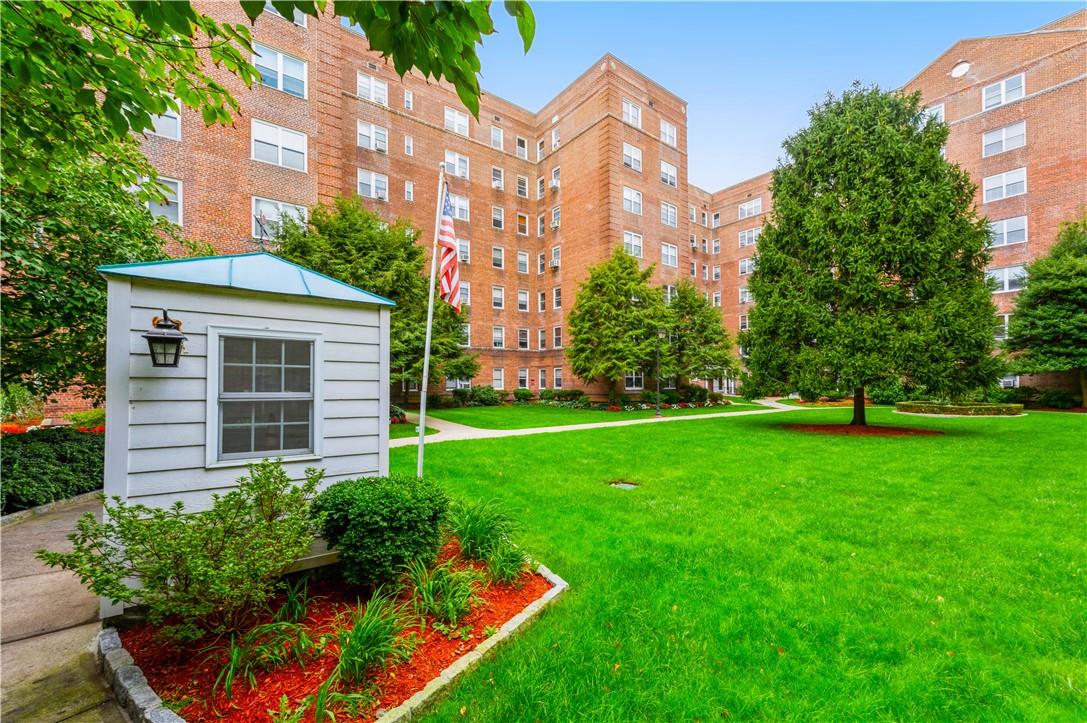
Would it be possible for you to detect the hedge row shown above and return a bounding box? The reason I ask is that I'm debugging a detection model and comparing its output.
[895,401,1024,416]
[1,427,105,515]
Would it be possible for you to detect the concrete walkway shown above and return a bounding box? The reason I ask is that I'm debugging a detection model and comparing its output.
[391,398,807,448]
[1,498,127,722]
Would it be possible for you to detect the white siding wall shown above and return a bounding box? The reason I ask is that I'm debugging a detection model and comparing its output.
[107,279,389,512]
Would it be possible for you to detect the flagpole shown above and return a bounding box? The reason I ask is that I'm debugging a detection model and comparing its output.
[417,164,447,477]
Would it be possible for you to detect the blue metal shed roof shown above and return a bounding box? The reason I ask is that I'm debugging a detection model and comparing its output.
[98,253,395,307]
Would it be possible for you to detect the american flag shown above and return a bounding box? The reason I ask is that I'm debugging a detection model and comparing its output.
[437,185,461,312]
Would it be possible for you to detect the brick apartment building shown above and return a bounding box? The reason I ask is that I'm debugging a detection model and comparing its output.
[134,4,1086,400]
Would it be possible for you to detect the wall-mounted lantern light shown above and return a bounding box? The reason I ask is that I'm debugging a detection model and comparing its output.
[142,310,187,367]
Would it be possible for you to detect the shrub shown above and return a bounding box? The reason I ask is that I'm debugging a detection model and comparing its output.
[679,384,709,403]
[895,401,1024,416]
[554,389,586,402]
[426,392,445,410]
[707,391,725,403]
[662,389,680,404]
[405,558,481,624]
[445,499,517,560]
[484,538,529,585]
[450,387,472,407]
[37,460,321,641]
[539,389,556,401]
[641,390,660,404]
[469,385,503,406]
[1037,389,1079,409]
[65,408,107,427]
[867,380,906,405]
[312,475,448,587]
[513,388,533,403]
[1,426,105,514]
[0,383,44,422]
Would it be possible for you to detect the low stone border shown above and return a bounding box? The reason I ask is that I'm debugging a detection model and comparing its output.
[1,490,102,528]
[893,410,1028,419]
[95,561,568,723]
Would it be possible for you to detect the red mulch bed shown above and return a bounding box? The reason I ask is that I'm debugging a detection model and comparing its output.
[120,542,552,722]
[782,423,942,437]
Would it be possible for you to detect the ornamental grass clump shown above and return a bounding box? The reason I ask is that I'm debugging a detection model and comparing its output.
[405,558,481,625]
[484,538,531,585]
[445,498,518,560]
[37,460,321,642]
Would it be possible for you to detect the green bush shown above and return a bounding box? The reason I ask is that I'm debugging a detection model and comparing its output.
[895,401,1024,416]
[469,385,503,406]
[707,391,725,403]
[450,387,472,407]
[426,392,445,410]
[37,460,321,641]
[405,558,481,624]
[312,475,448,587]
[679,384,709,403]
[662,389,681,404]
[554,389,586,402]
[65,408,107,427]
[513,388,533,403]
[0,383,44,422]
[867,380,907,405]
[1037,389,1079,409]
[640,390,661,404]
[1,427,105,514]
[445,499,517,560]
[539,389,556,401]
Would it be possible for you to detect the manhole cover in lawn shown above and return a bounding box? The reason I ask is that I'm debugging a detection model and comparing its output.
[608,479,639,490]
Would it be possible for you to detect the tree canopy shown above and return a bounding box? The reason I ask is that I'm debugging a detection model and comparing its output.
[566,249,664,401]
[274,196,478,386]
[742,83,1000,424]
[662,281,737,387]
[1005,215,1087,404]
[1,0,535,192]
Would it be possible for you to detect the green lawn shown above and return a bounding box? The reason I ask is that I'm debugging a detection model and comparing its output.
[389,424,436,439]
[391,407,1086,720]
[425,399,764,429]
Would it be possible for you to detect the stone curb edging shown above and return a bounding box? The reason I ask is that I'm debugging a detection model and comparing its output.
[94,562,568,723]
[376,562,569,722]
[893,410,1028,419]
[1,490,102,528]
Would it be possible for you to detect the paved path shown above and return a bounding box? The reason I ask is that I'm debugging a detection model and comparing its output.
[391,398,807,448]
[1,498,127,722]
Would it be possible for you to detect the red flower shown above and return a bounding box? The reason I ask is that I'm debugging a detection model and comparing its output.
[607,405,621,412]
[75,425,106,434]
[0,423,28,435]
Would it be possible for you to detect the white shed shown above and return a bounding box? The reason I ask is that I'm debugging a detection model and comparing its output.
[98,252,394,515]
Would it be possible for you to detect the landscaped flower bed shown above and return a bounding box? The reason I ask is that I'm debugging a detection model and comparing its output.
[895,401,1025,416]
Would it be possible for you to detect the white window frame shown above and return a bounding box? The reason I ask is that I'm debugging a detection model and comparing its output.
[493,367,505,389]
[623,231,643,259]
[553,286,562,309]
[491,126,504,150]
[516,175,529,198]
[982,121,1026,158]
[516,136,528,160]
[622,99,641,128]
[404,180,414,202]
[623,186,643,215]
[623,143,642,172]
[739,258,755,275]
[491,245,505,268]
[739,227,761,247]
[264,2,307,26]
[995,313,1012,341]
[445,106,469,135]
[987,265,1026,293]
[624,370,644,391]
[738,198,762,219]
[660,119,677,147]
[539,368,548,389]
[492,326,505,349]
[492,206,505,230]
[661,202,678,227]
[491,166,504,190]
[983,73,1024,110]
[551,127,561,150]
[492,285,505,309]
[357,121,388,152]
[518,367,530,387]
[661,242,678,268]
[457,239,471,263]
[517,250,529,274]
[553,367,564,388]
[989,216,1028,248]
[459,282,471,306]
[739,314,750,331]
[553,326,563,348]
[147,177,183,226]
[254,43,307,99]
[983,168,1026,203]
[660,161,678,188]
[356,73,388,105]
[149,104,181,140]
[517,289,529,312]
[739,287,753,304]
[712,265,721,281]
[516,213,528,236]
[517,329,529,350]
[205,326,323,468]
[712,291,721,307]
[403,90,413,110]
[538,329,547,350]
[404,135,414,156]
[444,150,470,179]
[251,195,305,238]
[357,169,388,201]
[251,119,307,171]
[450,194,470,221]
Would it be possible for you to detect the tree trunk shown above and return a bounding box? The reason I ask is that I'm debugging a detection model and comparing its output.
[850,386,867,426]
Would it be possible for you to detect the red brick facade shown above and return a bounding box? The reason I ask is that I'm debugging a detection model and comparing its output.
[133,5,1085,399]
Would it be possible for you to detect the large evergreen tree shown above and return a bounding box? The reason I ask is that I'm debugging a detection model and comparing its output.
[275,196,478,387]
[1005,215,1087,404]
[662,281,737,388]
[567,249,664,401]
[743,83,1000,425]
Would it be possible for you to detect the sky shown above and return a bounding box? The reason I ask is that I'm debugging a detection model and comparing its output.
[474,1,1081,191]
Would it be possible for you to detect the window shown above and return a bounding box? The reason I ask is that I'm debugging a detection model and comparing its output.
[701,212,708,226]
[661,202,678,227]
[491,126,504,150]
[551,206,561,228]
[538,329,547,350]
[739,258,756,275]
[622,99,641,127]
[538,215,546,237]
[252,196,305,238]
[539,368,548,389]
[624,371,644,390]
[623,186,643,215]
[252,119,307,171]
[983,73,1024,110]
[445,107,468,135]
[1000,374,1020,389]
[516,213,528,235]
[457,239,470,263]
[660,161,678,188]
[516,175,528,198]
[492,367,505,389]
[552,127,561,150]
[712,212,720,228]
[983,168,1026,202]
[518,368,529,387]
[553,287,562,309]
[989,216,1028,247]
[623,231,643,258]
[554,367,564,388]
[552,167,561,185]
[491,166,504,190]
[553,326,563,348]
[357,169,388,200]
[450,194,469,221]
[356,73,388,105]
[492,206,505,230]
[491,246,504,268]
[403,90,413,110]
[983,121,1026,157]
[517,330,529,350]
[664,284,676,303]
[340,16,365,35]
[712,265,721,281]
[739,227,761,247]
[213,333,316,461]
[660,119,677,147]
[444,150,469,179]
[689,234,697,248]
[712,291,721,307]
[689,205,697,221]
[404,135,413,155]
[517,289,529,312]
[712,239,721,254]
[149,105,180,140]
[492,326,505,349]
[516,136,528,159]
[254,44,306,98]
[264,1,307,26]
[357,121,388,152]
[739,287,753,304]
[987,265,1026,293]
[148,178,182,225]
[460,324,470,348]
[738,314,750,331]
[459,282,471,306]
[517,250,529,274]
[404,180,414,201]
[690,261,696,277]
[995,313,1012,341]
[538,291,546,312]
[738,198,762,219]
[623,143,642,172]
[702,264,708,280]
[702,239,708,253]
[551,246,562,266]
[661,243,678,267]
[534,138,545,161]
[537,176,546,199]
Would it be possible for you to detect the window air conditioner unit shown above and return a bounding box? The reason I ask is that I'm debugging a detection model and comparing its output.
[550,221,560,230]
[550,258,560,269]
[550,179,560,190]
[492,180,503,190]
